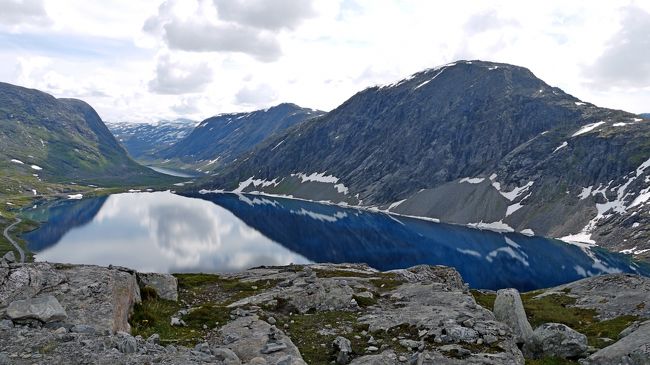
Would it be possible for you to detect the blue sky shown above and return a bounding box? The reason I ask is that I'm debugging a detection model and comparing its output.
[0,0,648,122]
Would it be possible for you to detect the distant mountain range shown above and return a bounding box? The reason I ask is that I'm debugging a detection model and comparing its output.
[106,119,197,160]
[151,103,323,173]
[0,82,171,190]
[196,60,650,260]
[640,113,650,119]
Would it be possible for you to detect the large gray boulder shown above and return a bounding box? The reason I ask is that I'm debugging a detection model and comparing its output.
[6,295,67,323]
[580,320,650,365]
[493,288,533,344]
[137,272,178,301]
[0,263,141,333]
[523,323,588,359]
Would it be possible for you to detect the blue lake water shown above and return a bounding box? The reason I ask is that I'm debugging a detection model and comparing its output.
[21,191,650,291]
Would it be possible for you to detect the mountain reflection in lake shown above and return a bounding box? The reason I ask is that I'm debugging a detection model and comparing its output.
[23,191,649,290]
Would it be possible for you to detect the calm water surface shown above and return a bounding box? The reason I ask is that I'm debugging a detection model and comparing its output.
[22,191,649,290]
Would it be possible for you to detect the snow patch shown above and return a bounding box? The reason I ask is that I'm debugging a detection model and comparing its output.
[271,140,284,151]
[575,102,586,106]
[613,122,628,127]
[572,121,605,137]
[31,165,42,170]
[578,186,593,200]
[67,194,83,200]
[499,181,534,201]
[506,203,524,217]
[10,159,24,164]
[559,233,596,245]
[459,177,485,184]
[233,177,280,193]
[387,199,406,211]
[295,172,339,184]
[620,246,650,255]
[521,229,535,236]
[456,248,482,258]
[467,221,514,233]
[553,141,568,153]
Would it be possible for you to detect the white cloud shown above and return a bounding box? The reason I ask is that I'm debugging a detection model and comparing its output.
[163,20,282,62]
[583,5,650,89]
[0,0,649,123]
[148,54,213,94]
[0,0,50,27]
[213,0,316,31]
[235,83,278,106]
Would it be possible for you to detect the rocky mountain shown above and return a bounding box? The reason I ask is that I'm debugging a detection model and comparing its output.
[153,103,323,172]
[640,113,650,119]
[0,82,170,188]
[106,119,197,160]
[197,60,650,260]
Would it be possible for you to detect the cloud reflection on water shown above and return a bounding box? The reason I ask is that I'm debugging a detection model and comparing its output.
[34,191,311,272]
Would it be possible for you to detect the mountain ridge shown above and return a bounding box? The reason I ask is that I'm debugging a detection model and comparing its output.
[195,60,650,260]
[152,102,324,173]
[0,82,171,188]
[106,118,197,160]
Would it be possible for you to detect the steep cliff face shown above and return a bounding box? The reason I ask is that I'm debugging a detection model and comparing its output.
[197,61,650,259]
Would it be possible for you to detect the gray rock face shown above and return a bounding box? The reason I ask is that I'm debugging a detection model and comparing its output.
[333,336,352,364]
[0,262,141,333]
[580,320,650,365]
[218,315,304,364]
[493,288,533,344]
[137,272,178,301]
[523,323,588,359]
[116,332,137,354]
[6,295,67,323]
[2,251,15,264]
[545,274,650,320]
[212,348,241,365]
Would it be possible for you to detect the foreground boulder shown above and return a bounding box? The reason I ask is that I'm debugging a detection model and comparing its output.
[137,272,178,301]
[218,315,305,364]
[523,322,588,359]
[580,320,650,365]
[6,295,67,324]
[493,288,533,344]
[0,263,142,333]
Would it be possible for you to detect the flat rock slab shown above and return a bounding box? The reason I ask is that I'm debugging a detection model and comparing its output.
[543,273,650,320]
[7,295,67,323]
[217,315,305,364]
[580,320,650,365]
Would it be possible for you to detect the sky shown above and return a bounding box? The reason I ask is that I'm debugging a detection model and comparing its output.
[0,0,648,123]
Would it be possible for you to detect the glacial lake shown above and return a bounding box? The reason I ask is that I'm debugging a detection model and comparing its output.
[21,191,650,291]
